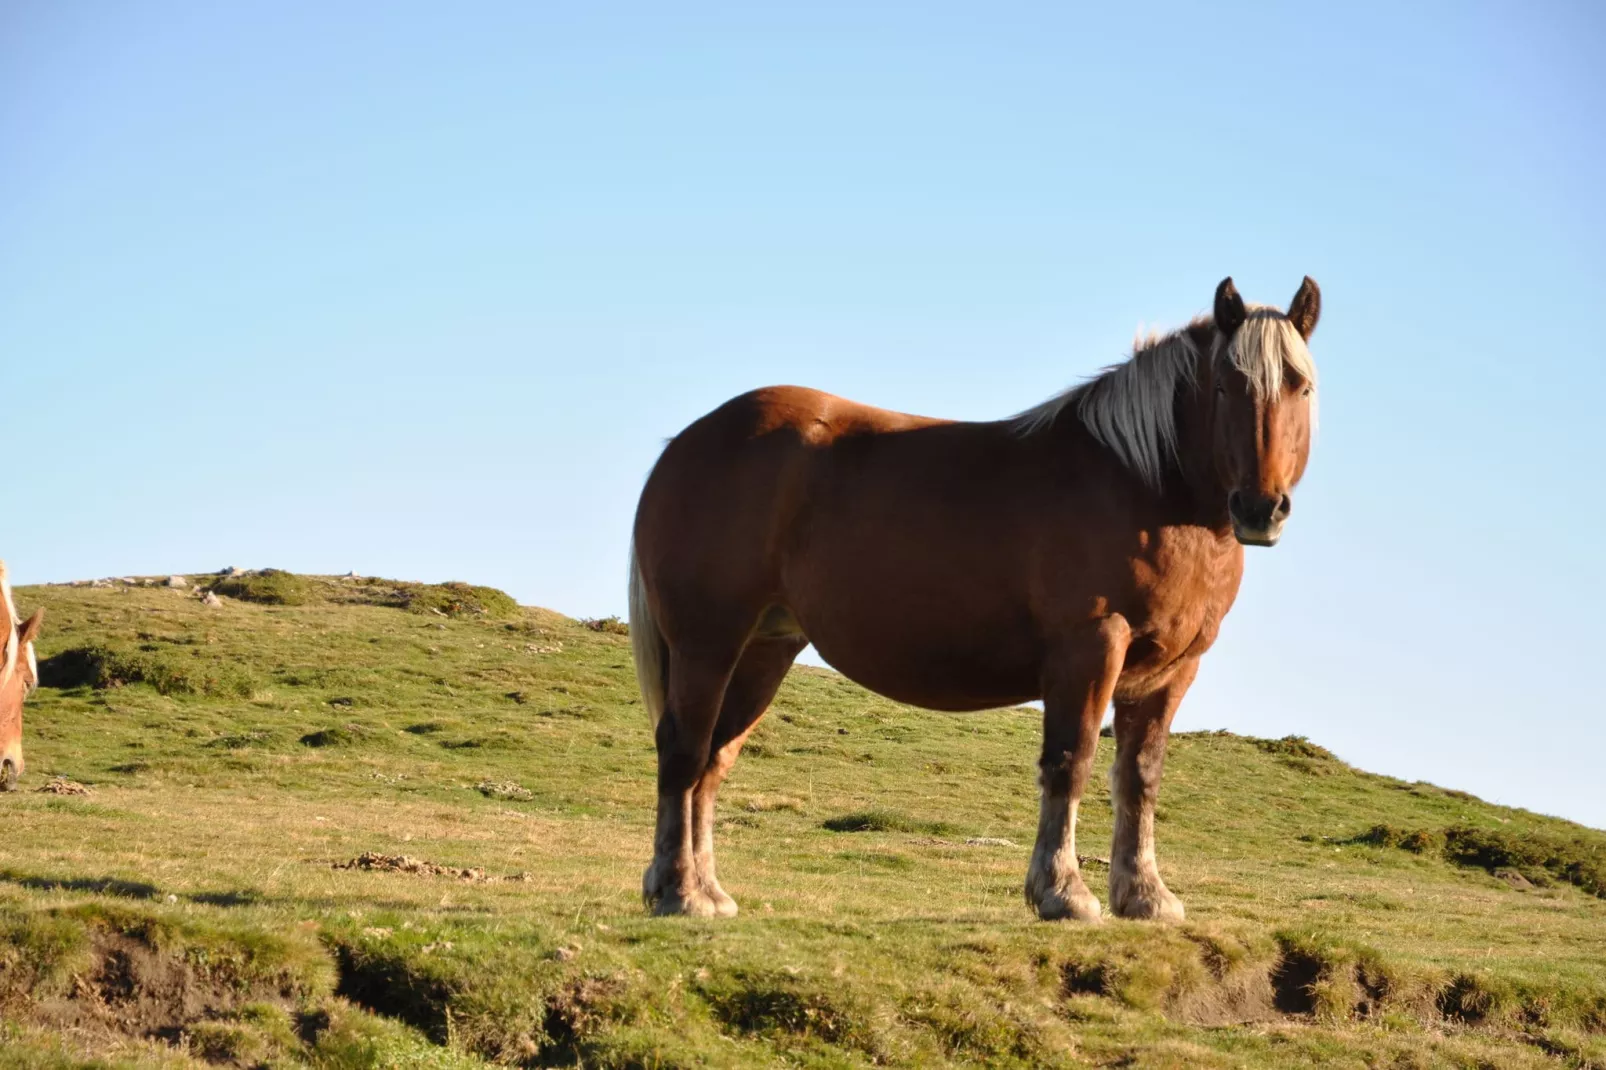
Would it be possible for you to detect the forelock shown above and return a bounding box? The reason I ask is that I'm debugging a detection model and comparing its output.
[1222,306,1318,399]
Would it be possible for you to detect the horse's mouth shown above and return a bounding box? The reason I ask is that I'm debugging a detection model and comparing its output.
[1232,524,1282,548]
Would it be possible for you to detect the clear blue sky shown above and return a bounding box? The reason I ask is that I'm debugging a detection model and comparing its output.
[4,3,1603,827]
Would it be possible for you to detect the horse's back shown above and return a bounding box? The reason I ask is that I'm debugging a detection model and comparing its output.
[638,385,948,523]
[635,389,897,622]
[698,385,948,442]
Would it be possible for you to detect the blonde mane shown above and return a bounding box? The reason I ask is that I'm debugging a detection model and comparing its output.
[1,562,17,686]
[1011,307,1317,491]
[0,562,35,691]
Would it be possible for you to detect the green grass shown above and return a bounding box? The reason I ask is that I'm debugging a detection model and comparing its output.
[2,572,1604,1068]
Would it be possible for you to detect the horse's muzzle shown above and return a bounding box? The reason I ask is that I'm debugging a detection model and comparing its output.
[1229,490,1291,547]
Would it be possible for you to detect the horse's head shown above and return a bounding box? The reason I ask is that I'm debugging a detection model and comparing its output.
[1206,277,1319,547]
[0,563,43,791]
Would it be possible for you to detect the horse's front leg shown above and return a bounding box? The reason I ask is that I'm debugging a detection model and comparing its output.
[1107,658,1197,921]
[1025,615,1130,922]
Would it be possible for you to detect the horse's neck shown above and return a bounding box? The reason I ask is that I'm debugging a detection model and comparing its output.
[1168,362,1234,534]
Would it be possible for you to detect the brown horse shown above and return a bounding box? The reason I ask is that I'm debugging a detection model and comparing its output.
[1,562,45,791]
[629,277,1319,921]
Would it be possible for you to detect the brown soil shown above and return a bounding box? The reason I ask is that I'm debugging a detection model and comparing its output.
[24,931,303,1065]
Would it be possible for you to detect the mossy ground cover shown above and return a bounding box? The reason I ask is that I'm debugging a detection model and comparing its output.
[3,574,1603,1068]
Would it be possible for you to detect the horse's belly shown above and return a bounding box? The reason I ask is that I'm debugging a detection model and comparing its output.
[818,651,1040,712]
[795,609,1042,713]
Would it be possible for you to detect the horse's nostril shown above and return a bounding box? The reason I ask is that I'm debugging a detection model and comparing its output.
[1275,495,1292,521]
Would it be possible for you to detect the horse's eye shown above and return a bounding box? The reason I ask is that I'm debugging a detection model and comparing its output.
[1301,385,1313,398]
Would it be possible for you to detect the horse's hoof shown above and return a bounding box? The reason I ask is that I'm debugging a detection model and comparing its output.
[1033,888,1102,923]
[644,863,727,918]
[1109,878,1185,922]
[704,885,739,918]
[649,887,724,918]
[1026,873,1102,922]
[1025,861,1103,922]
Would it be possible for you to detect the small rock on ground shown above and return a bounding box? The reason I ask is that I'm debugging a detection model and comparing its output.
[166,575,188,588]
[1494,867,1536,890]
[201,590,223,607]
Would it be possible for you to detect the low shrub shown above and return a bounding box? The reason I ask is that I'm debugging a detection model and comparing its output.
[1443,825,1606,899]
[212,569,311,606]
[36,645,256,698]
[1254,735,1340,763]
[1345,825,1441,854]
[403,582,519,620]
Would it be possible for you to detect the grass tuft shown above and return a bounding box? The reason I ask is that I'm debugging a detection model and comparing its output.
[700,968,884,1056]
[300,725,366,748]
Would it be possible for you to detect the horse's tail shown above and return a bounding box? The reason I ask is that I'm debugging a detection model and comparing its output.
[629,543,667,729]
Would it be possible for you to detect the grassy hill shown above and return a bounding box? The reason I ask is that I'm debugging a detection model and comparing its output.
[1,573,1602,1069]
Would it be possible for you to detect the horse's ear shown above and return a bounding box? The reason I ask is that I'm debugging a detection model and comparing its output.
[1287,276,1320,340]
[19,609,43,647]
[0,561,11,636]
[1214,277,1247,337]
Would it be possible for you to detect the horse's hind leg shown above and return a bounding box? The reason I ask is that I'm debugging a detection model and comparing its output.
[691,635,807,916]
[643,643,744,917]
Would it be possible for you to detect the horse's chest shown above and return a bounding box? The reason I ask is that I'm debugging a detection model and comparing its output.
[1118,533,1241,690]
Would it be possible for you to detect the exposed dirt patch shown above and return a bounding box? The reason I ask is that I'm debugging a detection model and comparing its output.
[330,938,629,1064]
[1062,959,1114,997]
[539,974,630,1062]
[24,929,308,1065]
[332,853,532,883]
[1270,945,1324,1014]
